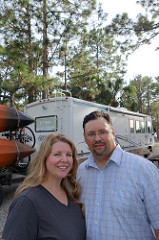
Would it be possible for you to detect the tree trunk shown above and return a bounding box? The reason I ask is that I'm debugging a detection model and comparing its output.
[42,0,49,99]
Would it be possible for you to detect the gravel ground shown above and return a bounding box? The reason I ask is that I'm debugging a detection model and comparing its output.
[0,184,19,237]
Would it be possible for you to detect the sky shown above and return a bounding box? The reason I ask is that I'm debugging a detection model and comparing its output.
[98,0,159,83]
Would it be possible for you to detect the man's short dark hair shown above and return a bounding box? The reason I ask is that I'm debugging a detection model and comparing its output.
[83,111,113,131]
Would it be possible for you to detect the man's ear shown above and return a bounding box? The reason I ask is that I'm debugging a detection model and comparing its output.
[83,132,86,142]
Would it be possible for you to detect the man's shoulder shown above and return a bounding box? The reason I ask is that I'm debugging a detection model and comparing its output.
[77,159,89,181]
[122,150,159,173]
[78,159,89,170]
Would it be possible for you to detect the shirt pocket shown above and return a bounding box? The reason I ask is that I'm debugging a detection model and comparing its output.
[110,189,141,217]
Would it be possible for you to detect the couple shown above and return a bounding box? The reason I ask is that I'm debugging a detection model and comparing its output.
[2,111,159,240]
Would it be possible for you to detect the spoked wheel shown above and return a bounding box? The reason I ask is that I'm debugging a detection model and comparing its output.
[19,126,35,148]
[17,126,35,169]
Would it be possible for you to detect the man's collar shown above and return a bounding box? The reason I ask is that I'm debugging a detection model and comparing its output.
[85,145,123,169]
[109,145,123,166]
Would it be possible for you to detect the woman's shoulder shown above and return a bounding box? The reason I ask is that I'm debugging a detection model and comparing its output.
[9,185,44,213]
[21,185,46,200]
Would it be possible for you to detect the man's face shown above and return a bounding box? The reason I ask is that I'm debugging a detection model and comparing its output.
[84,117,116,159]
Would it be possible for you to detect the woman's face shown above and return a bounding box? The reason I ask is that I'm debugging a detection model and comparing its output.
[45,141,73,181]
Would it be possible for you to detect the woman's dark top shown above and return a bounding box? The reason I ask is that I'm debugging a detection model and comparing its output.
[2,185,86,240]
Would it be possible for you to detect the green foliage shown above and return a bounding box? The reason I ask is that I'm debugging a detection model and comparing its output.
[120,75,154,113]
[0,0,96,103]
[62,4,127,105]
[107,0,159,54]
[1,0,159,122]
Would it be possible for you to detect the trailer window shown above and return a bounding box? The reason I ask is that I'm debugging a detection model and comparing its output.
[135,120,145,133]
[35,115,57,132]
[129,119,134,133]
[140,121,145,133]
[147,121,152,133]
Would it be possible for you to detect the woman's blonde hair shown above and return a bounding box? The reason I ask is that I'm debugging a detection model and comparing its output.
[15,133,84,215]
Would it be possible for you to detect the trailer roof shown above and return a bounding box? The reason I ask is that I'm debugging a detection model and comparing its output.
[25,97,152,118]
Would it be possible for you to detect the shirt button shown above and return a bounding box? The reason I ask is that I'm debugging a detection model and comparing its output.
[99,186,101,189]
[95,221,97,225]
[97,202,99,206]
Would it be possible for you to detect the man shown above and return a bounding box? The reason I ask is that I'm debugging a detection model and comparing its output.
[77,110,159,240]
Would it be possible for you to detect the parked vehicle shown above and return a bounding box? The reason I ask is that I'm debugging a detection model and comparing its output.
[24,96,154,161]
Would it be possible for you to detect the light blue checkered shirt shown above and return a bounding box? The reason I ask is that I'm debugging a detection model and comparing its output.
[77,145,159,240]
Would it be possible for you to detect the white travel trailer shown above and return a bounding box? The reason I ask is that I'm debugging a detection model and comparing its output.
[24,96,154,161]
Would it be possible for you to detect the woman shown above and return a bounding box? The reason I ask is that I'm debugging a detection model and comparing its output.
[2,133,86,240]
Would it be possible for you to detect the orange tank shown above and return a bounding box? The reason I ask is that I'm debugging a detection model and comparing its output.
[0,139,35,168]
[0,105,34,132]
